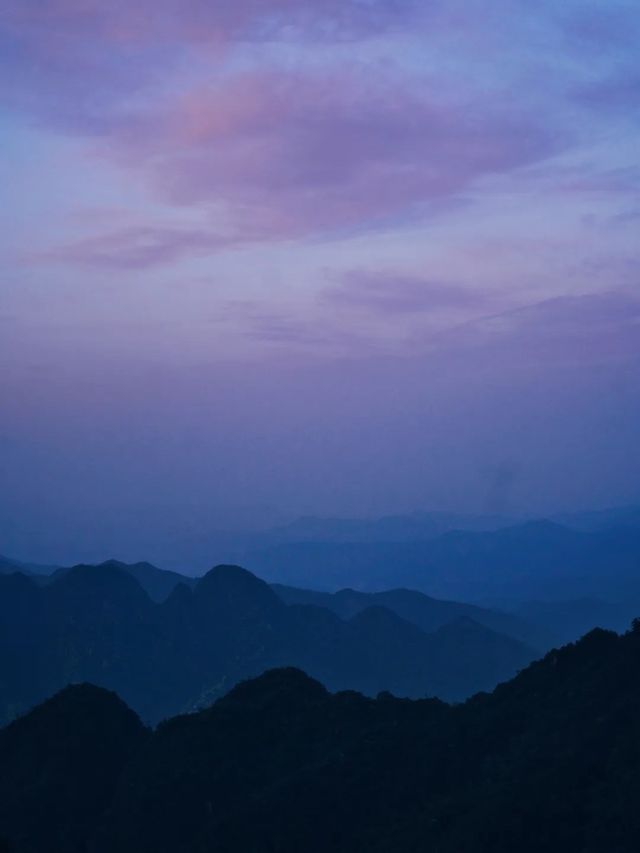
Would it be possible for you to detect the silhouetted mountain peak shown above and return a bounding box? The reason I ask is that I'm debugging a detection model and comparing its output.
[46,681,128,709]
[97,559,128,569]
[219,667,328,711]
[50,563,151,608]
[97,559,166,574]
[3,682,144,739]
[0,683,147,853]
[50,560,187,602]
[573,625,620,650]
[196,564,281,610]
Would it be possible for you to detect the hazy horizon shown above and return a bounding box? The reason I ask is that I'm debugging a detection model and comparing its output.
[3,500,639,573]
[2,1,639,566]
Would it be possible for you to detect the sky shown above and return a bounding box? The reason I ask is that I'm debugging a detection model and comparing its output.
[1,0,639,567]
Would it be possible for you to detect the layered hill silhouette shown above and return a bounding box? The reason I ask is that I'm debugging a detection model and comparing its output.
[0,555,59,577]
[0,563,534,725]
[1,624,640,852]
[246,519,640,604]
[258,510,518,544]
[48,559,197,602]
[3,510,639,645]
[249,504,640,547]
[271,583,535,642]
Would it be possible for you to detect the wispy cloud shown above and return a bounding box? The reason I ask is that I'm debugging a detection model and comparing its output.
[432,290,640,367]
[29,226,232,269]
[26,212,297,269]
[323,270,491,315]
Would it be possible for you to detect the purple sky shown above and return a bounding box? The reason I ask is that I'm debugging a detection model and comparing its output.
[1,1,639,566]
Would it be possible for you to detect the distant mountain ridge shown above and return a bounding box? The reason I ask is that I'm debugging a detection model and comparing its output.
[4,516,640,691]
[4,502,638,577]
[246,518,640,603]
[253,504,640,547]
[49,559,197,602]
[259,510,520,544]
[0,555,60,577]
[271,583,536,645]
[0,563,535,725]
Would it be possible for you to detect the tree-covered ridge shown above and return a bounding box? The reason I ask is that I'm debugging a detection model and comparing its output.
[1,623,640,852]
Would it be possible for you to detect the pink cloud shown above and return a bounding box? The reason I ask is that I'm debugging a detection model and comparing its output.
[103,70,554,241]
[17,63,558,269]
[11,0,634,270]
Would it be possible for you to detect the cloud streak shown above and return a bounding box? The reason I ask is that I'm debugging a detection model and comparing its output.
[323,271,491,315]
[30,226,234,269]
[433,290,640,367]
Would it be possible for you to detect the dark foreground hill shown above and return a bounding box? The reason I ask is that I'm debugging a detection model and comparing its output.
[0,564,534,725]
[1,624,640,853]
[0,685,146,853]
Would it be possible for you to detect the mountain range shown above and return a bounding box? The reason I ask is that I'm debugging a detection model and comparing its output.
[4,508,640,631]
[248,504,640,548]
[1,623,640,852]
[5,505,639,593]
[3,509,640,728]
[0,562,535,726]
[245,518,640,604]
